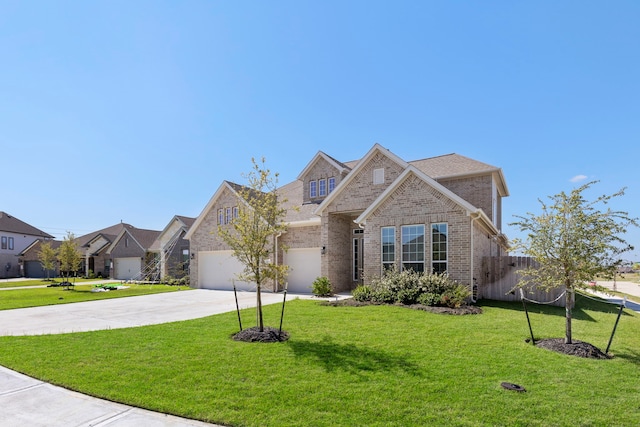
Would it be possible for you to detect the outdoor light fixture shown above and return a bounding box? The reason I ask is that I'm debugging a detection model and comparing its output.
[321,245,326,255]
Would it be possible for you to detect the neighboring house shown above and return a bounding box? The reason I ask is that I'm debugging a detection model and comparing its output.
[186,144,509,298]
[19,222,160,280]
[149,215,196,281]
[0,212,54,278]
[106,226,161,280]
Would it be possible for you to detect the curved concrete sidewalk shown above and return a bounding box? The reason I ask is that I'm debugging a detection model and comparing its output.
[0,289,317,426]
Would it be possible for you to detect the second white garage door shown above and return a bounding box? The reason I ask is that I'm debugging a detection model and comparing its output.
[284,247,321,293]
[113,257,142,280]
[198,250,253,291]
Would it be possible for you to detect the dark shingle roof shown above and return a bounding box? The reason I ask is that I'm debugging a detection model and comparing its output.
[0,212,54,238]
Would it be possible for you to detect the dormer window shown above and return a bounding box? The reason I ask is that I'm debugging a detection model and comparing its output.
[328,177,336,193]
[319,179,327,197]
[310,180,317,198]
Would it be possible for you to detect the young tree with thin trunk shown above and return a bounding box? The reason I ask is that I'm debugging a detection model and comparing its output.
[57,232,83,290]
[511,181,638,344]
[218,157,289,332]
[37,241,57,281]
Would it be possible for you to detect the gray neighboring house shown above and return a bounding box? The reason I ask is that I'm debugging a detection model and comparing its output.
[149,215,196,281]
[186,143,510,298]
[106,226,161,280]
[0,212,54,278]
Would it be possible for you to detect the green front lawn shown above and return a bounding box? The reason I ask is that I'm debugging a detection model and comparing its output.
[0,296,638,426]
[0,284,187,310]
[0,278,106,289]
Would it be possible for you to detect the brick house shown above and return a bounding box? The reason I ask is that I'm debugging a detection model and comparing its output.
[186,144,509,298]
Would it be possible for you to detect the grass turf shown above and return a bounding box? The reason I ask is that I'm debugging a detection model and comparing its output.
[0,296,638,426]
[0,284,187,310]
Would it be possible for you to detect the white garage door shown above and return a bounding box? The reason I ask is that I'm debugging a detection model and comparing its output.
[198,250,253,291]
[114,257,141,280]
[285,248,321,293]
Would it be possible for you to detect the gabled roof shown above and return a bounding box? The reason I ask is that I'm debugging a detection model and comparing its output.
[184,181,245,240]
[355,166,499,235]
[296,150,351,181]
[19,238,62,256]
[0,212,53,238]
[76,223,133,248]
[106,226,160,254]
[409,153,509,197]
[150,215,197,251]
[314,143,408,215]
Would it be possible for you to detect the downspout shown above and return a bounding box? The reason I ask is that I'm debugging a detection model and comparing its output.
[470,212,482,303]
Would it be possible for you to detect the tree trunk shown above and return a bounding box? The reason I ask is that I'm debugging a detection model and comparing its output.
[565,288,573,344]
[256,283,264,332]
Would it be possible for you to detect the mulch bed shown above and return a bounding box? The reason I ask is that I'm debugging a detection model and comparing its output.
[320,298,482,315]
[534,338,611,359]
[232,326,290,343]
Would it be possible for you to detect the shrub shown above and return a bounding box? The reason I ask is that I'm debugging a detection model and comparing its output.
[440,284,471,308]
[312,276,332,297]
[352,285,373,302]
[417,292,441,306]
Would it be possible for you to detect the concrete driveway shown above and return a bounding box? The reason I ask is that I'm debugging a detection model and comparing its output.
[0,289,294,336]
[0,289,316,426]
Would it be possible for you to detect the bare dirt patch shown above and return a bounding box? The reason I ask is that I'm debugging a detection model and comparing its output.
[232,326,290,343]
[534,338,611,359]
[320,298,482,315]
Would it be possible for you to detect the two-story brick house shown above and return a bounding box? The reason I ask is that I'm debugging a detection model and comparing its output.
[0,212,54,278]
[186,144,509,299]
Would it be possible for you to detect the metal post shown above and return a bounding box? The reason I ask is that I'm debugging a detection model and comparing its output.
[520,289,535,345]
[605,297,626,354]
[233,281,242,331]
[278,284,288,338]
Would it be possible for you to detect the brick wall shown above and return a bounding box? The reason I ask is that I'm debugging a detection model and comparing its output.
[438,175,495,224]
[325,152,404,214]
[301,157,344,204]
[189,187,238,288]
[361,174,473,285]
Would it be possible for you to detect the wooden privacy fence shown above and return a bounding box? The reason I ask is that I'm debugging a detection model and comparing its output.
[479,256,565,307]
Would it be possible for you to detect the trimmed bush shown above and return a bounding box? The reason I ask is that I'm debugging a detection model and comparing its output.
[355,267,472,307]
[352,285,373,302]
[312,276,332,297]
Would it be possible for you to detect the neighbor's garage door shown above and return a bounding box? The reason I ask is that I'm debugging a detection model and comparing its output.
[24,261,47,278]
[285,247,321,293]
[198,250,253,291]
[113,257,141,280]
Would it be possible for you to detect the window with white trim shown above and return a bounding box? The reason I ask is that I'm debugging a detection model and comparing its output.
[319,178,327,196]
[225,207,232,224]
[328,177,336,193]
[1,236,6,250]
[8,237,13,251]
[431,223,448,274]
[218,209,224,225]
[401,225,424,272]
[381,227,395,272]
[232,206,239,219]
[310,180,317,198]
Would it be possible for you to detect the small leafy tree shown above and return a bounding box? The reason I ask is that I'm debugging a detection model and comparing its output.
[511,181,638,344]
[218,157,289,332]
[57,232,83,290]
[37,241,57,281]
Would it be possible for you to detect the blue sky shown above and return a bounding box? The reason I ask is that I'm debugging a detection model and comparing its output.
[2,1,639,260]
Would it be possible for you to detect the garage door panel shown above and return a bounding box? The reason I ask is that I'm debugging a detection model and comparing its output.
[285,248,321,293]
[198,251,253,291]
[114,257,141,280]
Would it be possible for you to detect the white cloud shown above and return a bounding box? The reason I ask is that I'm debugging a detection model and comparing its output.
[570,174,588,183]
